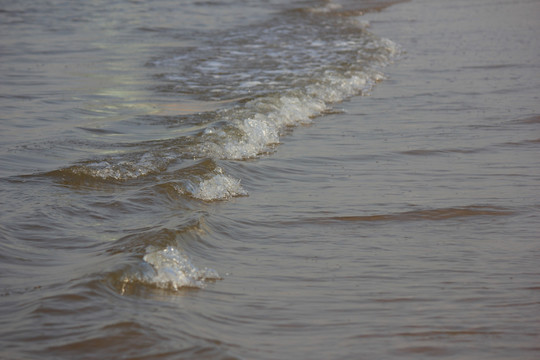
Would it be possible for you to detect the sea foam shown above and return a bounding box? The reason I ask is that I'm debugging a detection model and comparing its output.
[127,246,220,291]
[180,167,248,201]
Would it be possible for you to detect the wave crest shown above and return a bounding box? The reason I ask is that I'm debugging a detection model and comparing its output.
[119,246,220,292]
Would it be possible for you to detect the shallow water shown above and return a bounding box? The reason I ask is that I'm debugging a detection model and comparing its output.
[1,0,539,359]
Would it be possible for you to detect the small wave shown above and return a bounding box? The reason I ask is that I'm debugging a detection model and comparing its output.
[301,205,513,223]
[151,10,401,161]
[0,285,42,297]
[195,65,393,160]
[499,138,540,148]
[119,246,220,293]
[354,328,503,339]
[48,152,175,183]
[400,148,481,156]
[306,2,343,14]
[151,159,248,201]
[42,9,402,187]
[392,346,453,356]
[179,168,248,201]
[300,0,403,17]
[197,93,326,159]
[511,114,540,124]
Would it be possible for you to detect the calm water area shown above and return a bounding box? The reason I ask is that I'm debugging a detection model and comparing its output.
[1,0,539,359]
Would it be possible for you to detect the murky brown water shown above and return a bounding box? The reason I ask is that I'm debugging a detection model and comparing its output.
[1,0,539,359]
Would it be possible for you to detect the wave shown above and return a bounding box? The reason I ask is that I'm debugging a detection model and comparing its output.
[133,246,220,291]
[295,205,513,223]
[400,148,482,156]
[178,169,248,201]
[146,7,401,162]
[108,246,220,294]
[41,6,400,201]
[48,152,175,182]
[36,1,402,293]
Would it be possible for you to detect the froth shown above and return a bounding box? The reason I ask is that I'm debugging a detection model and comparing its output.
[197,59,395,161]
[130,246,220,291]
[199,94,326,160]
[178,166,248,201]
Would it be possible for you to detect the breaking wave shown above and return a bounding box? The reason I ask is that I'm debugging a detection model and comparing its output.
[117,246,220,293]
[37,0,402,293]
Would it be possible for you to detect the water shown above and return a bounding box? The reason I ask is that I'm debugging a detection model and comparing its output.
[1,0,539,358]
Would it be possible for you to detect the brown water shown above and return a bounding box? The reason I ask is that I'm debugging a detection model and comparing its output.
[1,0,539,359]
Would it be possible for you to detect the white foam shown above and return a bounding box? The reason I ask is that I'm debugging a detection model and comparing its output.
[222,116,280,159]
[137,246,220,290]
[192,32,400,161]
[180,167,248,201]
[197,93,327,160]
[198,66,393,161]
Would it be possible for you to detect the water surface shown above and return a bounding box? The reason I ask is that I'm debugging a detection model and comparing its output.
[1,0,539,359]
